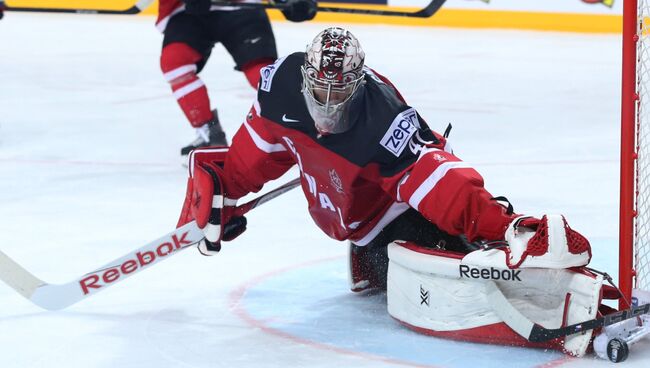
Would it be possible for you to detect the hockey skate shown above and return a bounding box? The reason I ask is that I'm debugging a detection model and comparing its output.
[348,242,388,292]
[180,110,228,157]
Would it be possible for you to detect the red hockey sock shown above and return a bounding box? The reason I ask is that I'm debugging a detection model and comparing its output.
[241,58,275,89]
[160,43,213,127]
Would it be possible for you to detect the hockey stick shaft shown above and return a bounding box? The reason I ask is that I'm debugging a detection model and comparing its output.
[2,0,153,15]
[0,177,301,310]
[3,0,446,18]
[486,281,650,342]
[212,0,447,18]
[528,303,650,342]
[233,177,300,217]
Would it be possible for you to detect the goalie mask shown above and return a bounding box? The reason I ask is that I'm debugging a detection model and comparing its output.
[301,27,365,134]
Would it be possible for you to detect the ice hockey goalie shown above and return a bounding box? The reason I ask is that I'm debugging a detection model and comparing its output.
[177,27,640,359]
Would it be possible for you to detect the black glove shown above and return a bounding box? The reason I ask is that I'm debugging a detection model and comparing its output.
[275,0,317,23]
[198,216,247,255]
[183,0,211,15]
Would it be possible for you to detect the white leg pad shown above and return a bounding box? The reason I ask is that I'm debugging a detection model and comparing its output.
[387,241,603,356]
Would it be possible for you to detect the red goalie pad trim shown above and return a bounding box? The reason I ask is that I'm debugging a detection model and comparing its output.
[526,215,550,257]
[562,216,592,257]
[394,319,566,352]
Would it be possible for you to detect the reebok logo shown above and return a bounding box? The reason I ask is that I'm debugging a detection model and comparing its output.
[78,232,193,294]
[459,265,522,281]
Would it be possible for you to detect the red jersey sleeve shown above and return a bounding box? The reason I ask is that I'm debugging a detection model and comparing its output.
[222,104,296,199]
[397,147,516,242]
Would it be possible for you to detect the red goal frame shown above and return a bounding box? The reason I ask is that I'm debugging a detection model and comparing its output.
[621,0,640,309]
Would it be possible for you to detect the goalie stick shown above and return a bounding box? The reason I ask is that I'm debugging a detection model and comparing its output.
[0,177,301,311]
[486,281,650,343]
[212,0,447,18]
[1,0,153,15]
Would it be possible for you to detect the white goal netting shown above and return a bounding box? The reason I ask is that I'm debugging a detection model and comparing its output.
[635,1,650,292]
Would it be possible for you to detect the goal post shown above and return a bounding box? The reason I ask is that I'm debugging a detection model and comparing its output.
[621,0,650,309]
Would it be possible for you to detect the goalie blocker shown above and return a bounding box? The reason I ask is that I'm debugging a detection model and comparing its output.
[386,240,609,356]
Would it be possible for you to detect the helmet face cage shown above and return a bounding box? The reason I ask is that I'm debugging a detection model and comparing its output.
[302,27,365,134]
[301,65,364,110]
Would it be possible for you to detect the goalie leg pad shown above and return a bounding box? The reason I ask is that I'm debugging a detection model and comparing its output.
[387,241,604,356]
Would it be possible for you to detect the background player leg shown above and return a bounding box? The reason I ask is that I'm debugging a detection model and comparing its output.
[241,58,276,88]
[160,42,227,155]
[160,12,229,156]
[218,9,278,90]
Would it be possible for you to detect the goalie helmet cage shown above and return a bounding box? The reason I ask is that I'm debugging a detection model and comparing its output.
[621,0,650,309]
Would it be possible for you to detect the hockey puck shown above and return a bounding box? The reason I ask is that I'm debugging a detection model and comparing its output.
[606,338,629,363]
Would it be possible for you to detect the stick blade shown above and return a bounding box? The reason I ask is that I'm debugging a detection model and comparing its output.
[0,249,45,299]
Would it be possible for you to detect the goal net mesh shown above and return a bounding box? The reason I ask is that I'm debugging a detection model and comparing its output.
[635,1,650,292]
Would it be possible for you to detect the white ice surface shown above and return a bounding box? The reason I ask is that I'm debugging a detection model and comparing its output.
[0,13,647,368]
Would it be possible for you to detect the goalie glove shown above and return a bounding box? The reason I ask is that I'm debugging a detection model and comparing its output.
[177,148,247,256]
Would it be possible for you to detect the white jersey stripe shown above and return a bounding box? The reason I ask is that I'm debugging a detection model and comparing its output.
[396,173,410,203]
[187,147,229,177]
[164,64,197,82]
[408,161,473,210]
[253,99,262,116]
[173,79,204,100]
[243,120,287,153]
[353,202,410,246]
[444,139,454,153]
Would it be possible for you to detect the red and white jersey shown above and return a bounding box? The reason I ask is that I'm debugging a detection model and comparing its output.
[221,53,515,245]
[156,0,247,32]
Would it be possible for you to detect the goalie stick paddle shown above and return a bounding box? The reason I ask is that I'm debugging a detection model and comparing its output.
[0,177,301,311]
[486,281,650,343]
[212,0,447,18]
[1,0,152,15]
